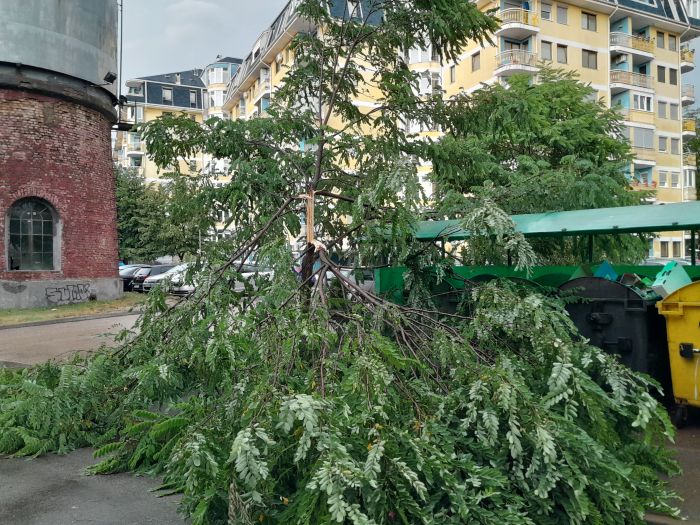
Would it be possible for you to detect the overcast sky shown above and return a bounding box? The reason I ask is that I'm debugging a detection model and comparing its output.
[120,0,700,100]
[121,0,289,82]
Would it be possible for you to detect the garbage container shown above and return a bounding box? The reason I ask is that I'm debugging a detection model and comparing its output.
[657,281,700,418]
[560,277,670,390]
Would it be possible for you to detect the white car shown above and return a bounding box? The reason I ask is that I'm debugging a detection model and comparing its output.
[142,263,190,293]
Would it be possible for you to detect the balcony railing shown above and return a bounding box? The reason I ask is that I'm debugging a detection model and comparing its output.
[682,48,695,63]
[683,120,697,133]
[630,179,657,189]
[610,32,654,54]
[632,147,656,161]
[683,84,695,98]
[255,79,271,100]
[499,9,539,27]
[684,153,697,166]
[610,70,652,89]
[496,49,538,69]
[618,108,655,125]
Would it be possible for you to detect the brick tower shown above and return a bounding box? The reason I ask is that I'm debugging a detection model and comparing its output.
[0,0,121,309]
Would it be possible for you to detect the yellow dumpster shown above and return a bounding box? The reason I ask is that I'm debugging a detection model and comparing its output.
[657,282,700,425]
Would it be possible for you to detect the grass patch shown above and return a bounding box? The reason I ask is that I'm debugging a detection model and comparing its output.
[0,293,147,327]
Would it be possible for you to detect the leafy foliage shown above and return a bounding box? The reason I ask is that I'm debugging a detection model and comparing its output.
[423,69,648,264]
[0,1,679,524]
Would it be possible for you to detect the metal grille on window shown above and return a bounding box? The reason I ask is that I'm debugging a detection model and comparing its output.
[8,199,54,271]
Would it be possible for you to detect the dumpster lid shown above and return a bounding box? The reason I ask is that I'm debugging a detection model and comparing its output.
[416,201,700,241]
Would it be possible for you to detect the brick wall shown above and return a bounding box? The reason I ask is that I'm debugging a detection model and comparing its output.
[0,88,118,281]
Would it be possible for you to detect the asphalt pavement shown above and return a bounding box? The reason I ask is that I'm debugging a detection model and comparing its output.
[0,314,139,366]
[0,448,184,525]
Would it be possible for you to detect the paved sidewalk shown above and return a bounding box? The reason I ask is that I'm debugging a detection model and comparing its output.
[0,448,184,525]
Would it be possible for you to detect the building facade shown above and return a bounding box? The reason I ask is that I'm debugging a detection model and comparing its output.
[0,0,121,309]
[114,70,207,183]
[222,0,700,260]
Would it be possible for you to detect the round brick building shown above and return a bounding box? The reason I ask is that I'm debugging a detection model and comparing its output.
[0,0,121,309]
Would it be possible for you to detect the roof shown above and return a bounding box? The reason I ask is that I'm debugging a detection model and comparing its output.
[218,57,242,64]
[415,201,700,241]
[135,70,205,88]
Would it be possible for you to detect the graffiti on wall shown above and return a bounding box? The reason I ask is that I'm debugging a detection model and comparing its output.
[45,283,92,305]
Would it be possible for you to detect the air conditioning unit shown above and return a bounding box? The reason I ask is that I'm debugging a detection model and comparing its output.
[614,55,628,65]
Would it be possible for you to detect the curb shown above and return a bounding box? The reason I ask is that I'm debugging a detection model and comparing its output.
[0,310,141,331]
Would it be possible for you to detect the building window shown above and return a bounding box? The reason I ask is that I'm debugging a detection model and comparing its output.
[541,41,552,60]
[657,66,666,83]
[582,49,598,69]
[685,170,696,188]
[557,5,568,24]
[669,34,677,51]
[659,171,668,187]
[190,90,197,108]
[541,2,552,20]
[671,138,680,154]
[661,241,669,257]
[7,198,57,271]
[670,103,679,120]
[657,31,665,49]
[471,52,480,72]
[659,136,668,151]
[672,172,680,187]
[673,241,682,258]
[633,94,652,111]
[557,44,567,64]
[162,87,173,104]
[581,12,597,31]
[347,0,363,18]
[670,68,678,85]
[658,101,667,118]
[633,127,654,149]
[449,65,456,83]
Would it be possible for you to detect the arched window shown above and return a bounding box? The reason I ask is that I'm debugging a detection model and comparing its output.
[7,199,57,271]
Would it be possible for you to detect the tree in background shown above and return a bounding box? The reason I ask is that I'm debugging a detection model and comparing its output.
[424,69,648,264]
[1,2,678,524]
[116,167,221,262]
[115,166,164,263]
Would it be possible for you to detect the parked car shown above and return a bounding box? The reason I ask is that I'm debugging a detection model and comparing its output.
[132,264,175,292]
[119,264,151,292]
[143,263,189,293]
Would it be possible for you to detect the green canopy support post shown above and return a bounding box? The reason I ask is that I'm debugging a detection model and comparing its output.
[587,235,593,263]
[440,239,446,259]
[692,230,697,266]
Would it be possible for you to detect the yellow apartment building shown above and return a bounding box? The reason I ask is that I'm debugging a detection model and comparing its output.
[223,0,700,259]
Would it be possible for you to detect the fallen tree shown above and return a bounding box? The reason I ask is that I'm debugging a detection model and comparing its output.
[0,1,679,524]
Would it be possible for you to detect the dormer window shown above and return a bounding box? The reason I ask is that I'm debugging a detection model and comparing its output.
[347,0,363,18]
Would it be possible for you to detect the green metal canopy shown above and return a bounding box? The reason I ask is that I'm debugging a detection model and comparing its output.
[415,201,700,241]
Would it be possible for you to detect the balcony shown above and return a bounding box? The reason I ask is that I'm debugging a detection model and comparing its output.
[684,153,697,166]
[683,119,697,137]
[495,49,538,76]
[631,147,656,167]
[253,78,271,103]
[681,48,695,73]
[126,143,144,157]
[610,70,652,94]
[682,84,695,107]
[496,9,539,39]
[609,32,654,61]
[629,179,657,190]
[618,108,655,125]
